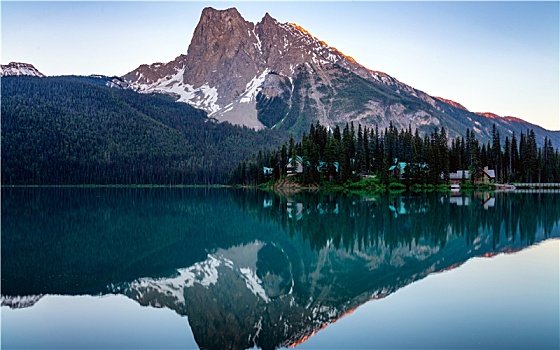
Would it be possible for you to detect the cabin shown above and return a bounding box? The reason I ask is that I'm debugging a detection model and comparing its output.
[317,161,339,180]
[286,156,305,175]
[263,167,273,177]
[389,162,408,179]
[474,166,496,183]
[449,170,470,183]
[389,161,427,180]
[317,161,339,173]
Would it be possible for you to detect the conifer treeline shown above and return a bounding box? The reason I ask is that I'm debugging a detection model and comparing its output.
[231,122,560,185]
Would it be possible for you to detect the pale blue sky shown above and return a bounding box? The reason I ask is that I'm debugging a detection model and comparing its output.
[2,1,559,130]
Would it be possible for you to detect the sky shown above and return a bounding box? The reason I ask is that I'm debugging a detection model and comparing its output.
[2,1,559,131]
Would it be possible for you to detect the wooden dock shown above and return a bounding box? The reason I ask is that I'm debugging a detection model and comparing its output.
[513,183,560,189]
[512,189,560,193]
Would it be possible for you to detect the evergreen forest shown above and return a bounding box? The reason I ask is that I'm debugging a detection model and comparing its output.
[1,76,287,185]
[231,121,560,186]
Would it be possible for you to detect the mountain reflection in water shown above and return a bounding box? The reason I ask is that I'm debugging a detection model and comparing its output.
[2,188,559,350]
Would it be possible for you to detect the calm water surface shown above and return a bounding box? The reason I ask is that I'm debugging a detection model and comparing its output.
[1,188,559,349]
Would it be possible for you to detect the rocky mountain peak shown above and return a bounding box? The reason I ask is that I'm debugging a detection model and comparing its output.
[120,7,456,130]
[200,6,245,23]
[258,12,283,34]
[194,7,253,46]
[262,12,275,22]
[183,7,260,106]
[1,62,45,77]
[121,7,557,144]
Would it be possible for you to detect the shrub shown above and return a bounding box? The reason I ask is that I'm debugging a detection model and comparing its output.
[388,182,406,190]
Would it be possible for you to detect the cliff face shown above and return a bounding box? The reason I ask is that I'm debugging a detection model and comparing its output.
[122,7,560,146]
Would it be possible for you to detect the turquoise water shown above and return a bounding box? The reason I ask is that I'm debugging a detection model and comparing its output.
[2,188,559,349]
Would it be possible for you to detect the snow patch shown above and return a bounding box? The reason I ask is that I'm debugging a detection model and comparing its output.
[119,242,272,306]
[126,255,222,304]
[1,63,45,77]
[1,295,44,309]
[240,267,270,302]
[252,29,262,53]
[240,69,270,103]
[127,66,220,114]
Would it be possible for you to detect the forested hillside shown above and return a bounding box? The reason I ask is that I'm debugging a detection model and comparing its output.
[1,76,287,185]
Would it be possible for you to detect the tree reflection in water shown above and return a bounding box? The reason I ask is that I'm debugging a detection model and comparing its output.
[2,188,559,349]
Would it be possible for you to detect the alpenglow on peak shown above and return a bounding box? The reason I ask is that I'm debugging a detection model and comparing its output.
[122,7,559,147]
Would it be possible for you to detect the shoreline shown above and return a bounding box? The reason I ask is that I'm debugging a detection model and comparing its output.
[3,182,560,193]
[0,184,232,189]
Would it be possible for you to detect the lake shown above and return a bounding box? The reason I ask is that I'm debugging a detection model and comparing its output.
[1,187,559,349]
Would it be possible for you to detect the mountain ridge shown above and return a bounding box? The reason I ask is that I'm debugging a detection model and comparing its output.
[120,7,559,147]
[1,62,45,77]
[2,7,558,148]
[3,58,553,135]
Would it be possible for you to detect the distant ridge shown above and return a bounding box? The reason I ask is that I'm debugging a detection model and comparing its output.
[1,62,45,77]
[434,96,469,111]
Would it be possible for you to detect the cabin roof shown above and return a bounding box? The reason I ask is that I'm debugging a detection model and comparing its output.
[484,169,496,178]
[449,170,470,180]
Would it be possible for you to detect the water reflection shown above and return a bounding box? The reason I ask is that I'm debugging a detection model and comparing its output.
[244,190,557,252]
[2,188,559,349]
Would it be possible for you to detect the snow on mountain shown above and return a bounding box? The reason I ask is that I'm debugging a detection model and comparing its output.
[121,7,426,127]
[117,241,272,308]
[1,294,44,309]
[119,7,445,134]
[125,63,221,115]
[1,62,45,77]
[119,7,558,146]
[240,69,270,104]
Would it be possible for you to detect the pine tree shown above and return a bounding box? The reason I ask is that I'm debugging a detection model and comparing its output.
[491,124,502,181]
[522,130,538,182]
[503,137,511,182]
[511,132,520,181]
[363,126,371,173]
[356,124,365,174]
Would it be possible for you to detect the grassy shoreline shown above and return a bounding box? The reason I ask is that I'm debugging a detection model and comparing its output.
[259,177,499,194]
[6,180,554,193]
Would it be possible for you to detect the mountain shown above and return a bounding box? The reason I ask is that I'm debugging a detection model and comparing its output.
[1,76,287,185]
[123,7,559,148]
[1,62,45,77]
